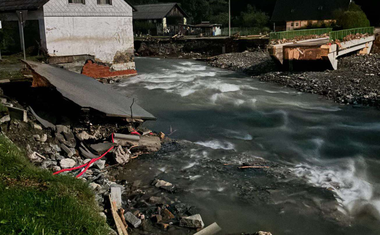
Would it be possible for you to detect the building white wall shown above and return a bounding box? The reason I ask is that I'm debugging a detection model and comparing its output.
[43,0,135,69]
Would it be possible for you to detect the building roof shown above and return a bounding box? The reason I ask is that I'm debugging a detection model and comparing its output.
[271,0,351,22]
[0,0,136,13]
[24,60,156,120]
[133,3,188,20]
[0,0,49,12]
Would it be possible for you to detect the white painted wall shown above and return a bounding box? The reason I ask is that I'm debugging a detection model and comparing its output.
[42,0,135,69]
[44,16,134,64]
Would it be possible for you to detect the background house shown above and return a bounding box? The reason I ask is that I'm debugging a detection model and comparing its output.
[271,0,351,31]
[0,0,137,76]
[133,3,188,36]
[181,21,222,37]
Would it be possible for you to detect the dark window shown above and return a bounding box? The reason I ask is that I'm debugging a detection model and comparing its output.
[69,0,85,4]
[296,23,299,26]
[97,0,112,5]
[291,23,294,26]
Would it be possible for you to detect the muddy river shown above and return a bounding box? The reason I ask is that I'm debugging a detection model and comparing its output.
[113,57,380,235]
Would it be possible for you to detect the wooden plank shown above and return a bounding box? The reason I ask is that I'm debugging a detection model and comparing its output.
[109,195,129,235]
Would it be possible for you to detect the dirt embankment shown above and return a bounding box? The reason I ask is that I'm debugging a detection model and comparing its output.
[209,51,380,108]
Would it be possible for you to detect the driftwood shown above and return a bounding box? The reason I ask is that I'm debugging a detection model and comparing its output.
[239,166,269,169]
[119,208,128,230]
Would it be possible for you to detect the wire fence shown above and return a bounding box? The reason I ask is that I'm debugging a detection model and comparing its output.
[269,28,333,40]
[329,27,375,41]
[221,27,268,36]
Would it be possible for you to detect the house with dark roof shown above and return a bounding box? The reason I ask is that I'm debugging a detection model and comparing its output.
[133,3,188,36]
[271,0,351,31]
[0,0,137,76]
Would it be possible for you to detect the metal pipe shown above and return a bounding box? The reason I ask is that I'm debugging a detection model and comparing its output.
[228,0,231,37]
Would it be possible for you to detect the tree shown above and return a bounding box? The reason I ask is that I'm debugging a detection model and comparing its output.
[335,3,370,29]
[239,5,269,28]
[209,12,229,26]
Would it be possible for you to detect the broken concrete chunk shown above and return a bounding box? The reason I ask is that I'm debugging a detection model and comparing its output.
[153,179,173,188]
[33,123,43,130]
[149,196,164,205]
[180,214,204,229]
[7,106,27,122]
[33,134,41,141]
[89,182,101,191]
[60,158,76,169]
[114,145,130,164]
[110,186,122,209]
[55,133,66,144]
[40,134,47,143]
[76,131,96,141]
[49,143,61,152]
[124,211,142,228]
[41,160,57,169]
[63,131,76,148]
[90,142,114,154]
[139,136,161,152]
[52,166,61,172]
[0,115,10,124]
[194,222,222,235]
[60,144,76,157]
[56,125,70,134]
[94,159,106,170]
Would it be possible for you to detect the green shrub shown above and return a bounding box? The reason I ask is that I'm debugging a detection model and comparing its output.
[335,3,370,29]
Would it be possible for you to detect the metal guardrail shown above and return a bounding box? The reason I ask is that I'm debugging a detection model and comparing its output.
[269,28,333,40]
[329,27,375,41]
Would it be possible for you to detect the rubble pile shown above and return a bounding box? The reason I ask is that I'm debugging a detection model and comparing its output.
[270,33,329,45]
[339,33,372,42]
[208,50,278,76]
[0,94,218,234]
[259,54,380,107]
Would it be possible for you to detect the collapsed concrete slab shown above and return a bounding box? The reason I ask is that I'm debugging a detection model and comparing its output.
[23,60,155,120]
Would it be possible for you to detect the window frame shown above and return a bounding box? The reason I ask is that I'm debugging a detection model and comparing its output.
[97,0,112,5]
[68,0,85,4]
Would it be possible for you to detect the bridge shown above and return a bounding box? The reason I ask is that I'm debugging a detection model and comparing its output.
[269,27,375,70]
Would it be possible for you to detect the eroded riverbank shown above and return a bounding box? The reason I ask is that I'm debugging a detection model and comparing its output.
[208,51,380,108]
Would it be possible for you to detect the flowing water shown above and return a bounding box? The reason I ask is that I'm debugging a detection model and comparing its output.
[113,57,380,235]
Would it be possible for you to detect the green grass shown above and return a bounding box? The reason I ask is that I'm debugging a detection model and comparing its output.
[0,135,110,235]
[0,71,24,80]
[0,54,45,65]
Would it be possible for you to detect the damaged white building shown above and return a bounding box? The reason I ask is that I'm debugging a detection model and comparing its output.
[0,0,137,77]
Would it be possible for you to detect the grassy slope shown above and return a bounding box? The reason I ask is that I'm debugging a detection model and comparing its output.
[0,135,109,235]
